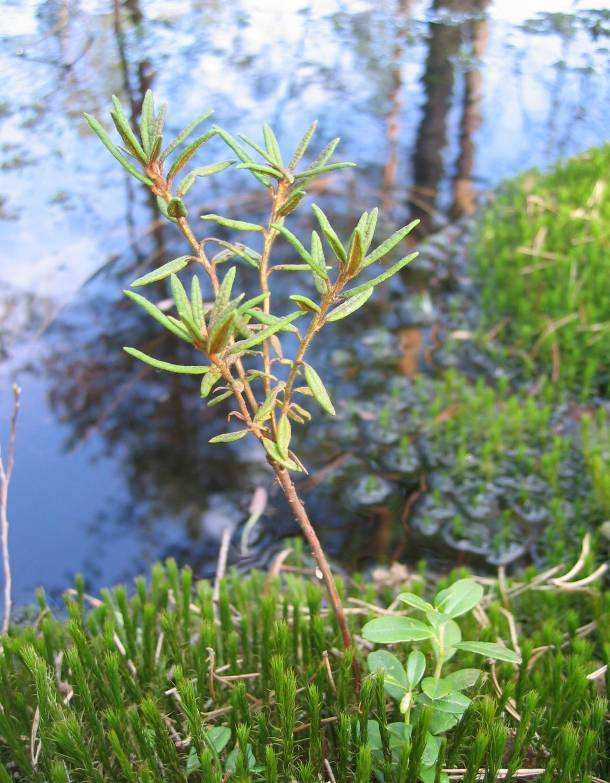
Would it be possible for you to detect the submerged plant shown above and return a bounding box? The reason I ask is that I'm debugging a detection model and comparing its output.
[362,578,520,782]
[84,91,419,649]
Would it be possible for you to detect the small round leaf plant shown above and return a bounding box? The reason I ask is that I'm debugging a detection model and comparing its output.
[84,91,419,649]
[362,579,521,783]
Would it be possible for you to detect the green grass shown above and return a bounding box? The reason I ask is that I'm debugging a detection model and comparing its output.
[0,547,607,781]
[473,145,610,397]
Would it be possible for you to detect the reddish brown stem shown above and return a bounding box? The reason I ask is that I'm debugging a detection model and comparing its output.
[273,465,351,650]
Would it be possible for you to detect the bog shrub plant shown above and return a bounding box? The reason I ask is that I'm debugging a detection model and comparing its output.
[84,90,419,649]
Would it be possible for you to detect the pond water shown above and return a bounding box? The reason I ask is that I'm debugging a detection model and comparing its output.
[1,0,609,605]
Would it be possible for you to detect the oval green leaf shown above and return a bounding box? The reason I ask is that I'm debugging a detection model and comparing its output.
[454,641,521,664]
[397,592,434,613]
[406,649,427,689]
[443,668,482,691]
[421,677,452,700]
[434,579,484,618]
[362,616,434,644]
[367,650,409,700]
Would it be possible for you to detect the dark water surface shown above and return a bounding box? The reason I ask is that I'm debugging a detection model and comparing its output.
[1,0,609,604]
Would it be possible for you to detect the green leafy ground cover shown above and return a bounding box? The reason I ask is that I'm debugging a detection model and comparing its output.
[473,145,610,397]
[0,544,607,782]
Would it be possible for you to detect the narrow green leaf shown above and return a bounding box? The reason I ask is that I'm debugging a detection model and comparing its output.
[170,273,193,325]
[311,203,346,262]
[294,162,356,180]
[213,125,270,186]
[123,347,208,374]
[140,89,154,153]
[277,189,307,217]
[310,231,327,273]
[123,290,192,343]
[153,101,168,140]
[290,120,317,169]
[148,135,162,164]
[237,134,278,166]
[454,642,521,664]
[263,123,283,167]
[354,211,369,245]
[167,130,215,181]
[326,286,373,321]
[229,312,302,354]
[309,137,340,170]
[110,110,147,161]
[207,309,236,354]
[303,363,335,416]
[84,113,152,185]
[289,294,320,313]
[220,264,238,305]
[262,438,301,471]
[271,223,312,264]
[363,219,419,267]
[161,110,213,161]
[254,387,281,423]
[190,275,204,330]
[364,207,379,252]
[277,414,291,459]
[246,309,299,334]
[201,370,221,398]
[209,430,248,444]
[271,263,312,272]
[110,96,147,161]
[130,256,190,287]
[343,252,418,298]
[237,293,268,314]
[201,214,264,232]
[177,160,235,196]
[362,616,434,644]
[343,230,363,278]
[236,162,284,179]
[208,389,233,407]
[209,240,260,269]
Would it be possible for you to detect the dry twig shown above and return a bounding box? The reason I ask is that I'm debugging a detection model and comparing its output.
[1,384,21,635]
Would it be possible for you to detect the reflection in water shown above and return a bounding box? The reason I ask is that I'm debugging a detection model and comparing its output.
[450,8,488,219]
[409,0,490,234]
[1,0,609,601]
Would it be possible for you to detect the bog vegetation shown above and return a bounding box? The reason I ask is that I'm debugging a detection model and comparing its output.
[0,93,608,782]
[0,544,607,781]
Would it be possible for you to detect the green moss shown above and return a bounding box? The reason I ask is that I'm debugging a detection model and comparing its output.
[473,145,610,397]
[0,554,608,780]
